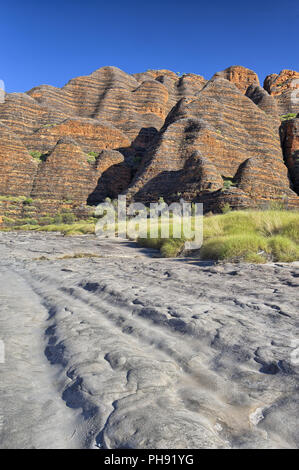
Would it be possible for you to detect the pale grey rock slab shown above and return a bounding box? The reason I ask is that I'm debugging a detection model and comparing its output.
[0,232,298,448]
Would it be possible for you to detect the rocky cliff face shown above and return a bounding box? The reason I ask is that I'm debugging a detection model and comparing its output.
[211,65,260,93]
[126,77,298,208]
[264,70,299,115]
[280,115,299,194]
[0,65,298,224]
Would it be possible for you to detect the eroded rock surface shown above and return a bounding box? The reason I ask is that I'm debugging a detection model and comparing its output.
[212,65,260,93]
[264,70,299,115]
[0,232,298,449]
[280,115,299,194]
[126,78,298,207]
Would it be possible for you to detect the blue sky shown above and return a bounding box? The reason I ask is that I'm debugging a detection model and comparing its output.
[1,0,298,93]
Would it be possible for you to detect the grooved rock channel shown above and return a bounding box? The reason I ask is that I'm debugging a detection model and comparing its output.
[0,232,298,449]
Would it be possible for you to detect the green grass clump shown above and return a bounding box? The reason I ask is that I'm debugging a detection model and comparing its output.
[199,233,267,262]
[0,195,27,203]
[2,205,298,263]
[266,235,299,262]
[3,216,16,225]
[54,211,76,224]
[35,222,94,235]
[201,210,299,263]
[138,236,185,258]
[17,218,38,225]
[62,223,95,235]
[160,238,185,257]
[39,216,56,226]
[1,220,96,236]
[280,113,297,122]
[221,203,232,214]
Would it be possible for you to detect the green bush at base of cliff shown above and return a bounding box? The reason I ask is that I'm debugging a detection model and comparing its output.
[280,113,297,122]
[29,151,47,163]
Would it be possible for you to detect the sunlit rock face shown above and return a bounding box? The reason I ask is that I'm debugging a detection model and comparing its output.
[264,69,299,115]
[0,65,299,225]
[126,77,298,208]
[211,65,260,93]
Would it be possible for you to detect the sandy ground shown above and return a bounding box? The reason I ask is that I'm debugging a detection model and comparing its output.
[0,231,298,449]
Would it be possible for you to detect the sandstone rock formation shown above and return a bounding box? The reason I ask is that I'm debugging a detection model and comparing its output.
[23,117,130,155]
[88,150,131,204]
[245,84,279,118]
[31,138,95,202]
[264,70,299,115]
[211,65,260,93]
[126,78,298,208]
[0,123,37,196]
[280,115,299,193]
[0,64,298,225]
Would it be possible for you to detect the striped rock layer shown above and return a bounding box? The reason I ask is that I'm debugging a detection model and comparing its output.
[264,70,299,115]
[0,65,298,223]
[280,116,299,194]
[126,78,299,208]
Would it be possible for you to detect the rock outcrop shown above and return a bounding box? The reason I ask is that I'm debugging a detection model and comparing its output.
[264,70,299,115]
[126,78,298,207]
[31,138,95,202]
[0,64,298,225]
[245,84,279,118]
[0,123,37,196]
[211,65,260,93]
[88,150,131,204]
[280,115,299,193]
[23,117,130,155]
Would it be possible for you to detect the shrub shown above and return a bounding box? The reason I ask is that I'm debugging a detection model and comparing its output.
[18,218,38,225]
[222,177,236,190]
[137,236,185,258]
[53,211,76,224]
[53,214,63,224]
[268,196,288,211]
[280,113,297,122]
[3,216,15,225]
[160,238,185,257]
[221,203,232,214]
[29,151,46,162]
[39,216,55,226]
[87,151,98,164]
[23,197,33,205]
[0,195,27,203]
[61,211,76,224]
